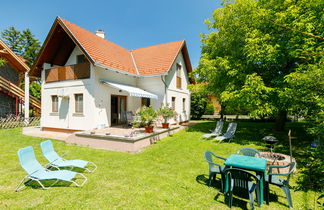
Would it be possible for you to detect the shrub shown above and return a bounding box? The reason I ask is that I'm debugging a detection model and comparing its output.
[204,104,215,115]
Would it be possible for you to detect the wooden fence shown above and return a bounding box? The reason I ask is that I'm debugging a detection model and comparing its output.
[0,116,40,129]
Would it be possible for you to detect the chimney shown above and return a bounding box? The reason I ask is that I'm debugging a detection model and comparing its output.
[95,29,105,39]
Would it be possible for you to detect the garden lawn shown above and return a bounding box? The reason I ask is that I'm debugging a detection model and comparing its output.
[0,121,320,209]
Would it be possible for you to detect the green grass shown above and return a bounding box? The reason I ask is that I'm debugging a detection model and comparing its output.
[0,121,320,209]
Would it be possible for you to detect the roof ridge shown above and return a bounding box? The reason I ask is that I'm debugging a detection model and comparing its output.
[130,51,139,75]
[131,40,185,51]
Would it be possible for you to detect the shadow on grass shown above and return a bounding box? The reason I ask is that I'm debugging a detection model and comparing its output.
[191,120,321,193]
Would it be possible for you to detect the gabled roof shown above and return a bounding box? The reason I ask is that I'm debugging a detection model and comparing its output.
[0,39,30,73]
[31,17,192,77]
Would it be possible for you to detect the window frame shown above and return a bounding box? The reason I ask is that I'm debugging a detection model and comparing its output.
[141,97,150,107]
[182,98,186,112]
[176,63,182,89]
[74,93,84,114]
[77,54,87,64]
[171,97,176,110]
[51,95,59,113]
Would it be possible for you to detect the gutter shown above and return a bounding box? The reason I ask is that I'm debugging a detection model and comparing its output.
[94,62,168,78]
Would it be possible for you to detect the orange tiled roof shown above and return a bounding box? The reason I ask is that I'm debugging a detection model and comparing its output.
[60,18,137,74]
[131,40,184,75]
[59,18,189,76]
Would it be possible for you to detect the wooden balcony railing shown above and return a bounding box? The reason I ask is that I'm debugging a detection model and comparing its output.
[176,76,182,89]
[45,62,90,83]
[0,75,41,110]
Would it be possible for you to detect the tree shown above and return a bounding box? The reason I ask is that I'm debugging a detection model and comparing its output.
[1,27,41,99]
[1,27,41,67]
[195,0,323,130]
[0,58,6,67]
[188,83,209,119]
[20,29,41,67]
[1,26,22,54]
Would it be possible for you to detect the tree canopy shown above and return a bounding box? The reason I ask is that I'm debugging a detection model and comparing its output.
[1,27,42,99]
[1,26,41,67]
[195,0,323,132]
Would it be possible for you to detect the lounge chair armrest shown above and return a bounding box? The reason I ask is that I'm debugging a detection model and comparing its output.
[268,172,291,176]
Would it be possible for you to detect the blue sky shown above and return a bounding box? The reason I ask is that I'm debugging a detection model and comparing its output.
[0,0,221,68]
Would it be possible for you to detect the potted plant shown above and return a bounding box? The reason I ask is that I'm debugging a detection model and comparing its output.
[157,106,177,129]
[136,106,157,133]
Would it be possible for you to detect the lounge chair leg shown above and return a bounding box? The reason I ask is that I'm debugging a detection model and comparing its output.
[15,176,30,192]
[72,173,87,187]
[85,162,97,173]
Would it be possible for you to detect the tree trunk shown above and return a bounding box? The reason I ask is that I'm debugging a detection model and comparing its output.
[220,105,226,120]
[275,110,287,131]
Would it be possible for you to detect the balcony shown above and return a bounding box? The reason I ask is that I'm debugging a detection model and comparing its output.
[45,62,90,83]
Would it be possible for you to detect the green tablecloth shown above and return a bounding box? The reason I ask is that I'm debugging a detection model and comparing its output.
[224,154,267,205]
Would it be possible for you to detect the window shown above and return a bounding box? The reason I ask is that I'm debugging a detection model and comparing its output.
[142,98,150,107]
[51,95,58,113]
[77,54,87,64]
[75,94,83,114]
[171,97,176,110]
[176,63,182,89]
[183,98,186,111]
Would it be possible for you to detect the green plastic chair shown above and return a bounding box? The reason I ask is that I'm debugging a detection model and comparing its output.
[224,168,260,210]
[265,162,296,208]
[237,147,261,158]
[16,146,87,191]
[204,151,227,191]
[40,140,97,172]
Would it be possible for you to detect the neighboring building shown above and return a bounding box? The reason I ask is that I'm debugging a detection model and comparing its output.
[30,17,192,131]
[0,40,40,118]
[208,95,221,114]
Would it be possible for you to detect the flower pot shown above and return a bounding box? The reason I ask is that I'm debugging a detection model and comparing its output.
[162,123,169,129]
[144,126,154,133]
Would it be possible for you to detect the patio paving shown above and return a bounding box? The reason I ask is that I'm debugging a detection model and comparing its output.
[23,122,197,153]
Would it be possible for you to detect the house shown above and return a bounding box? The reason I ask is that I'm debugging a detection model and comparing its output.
[0,40,40,118]
[30,17,192,131]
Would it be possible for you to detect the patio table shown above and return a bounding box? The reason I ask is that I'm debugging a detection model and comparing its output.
[224,154,267,206]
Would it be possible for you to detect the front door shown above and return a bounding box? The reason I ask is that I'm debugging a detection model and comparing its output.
[111,95,127,125]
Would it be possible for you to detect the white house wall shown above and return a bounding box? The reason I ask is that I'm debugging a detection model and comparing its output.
[165,52,191,123]
[40,47,191,131]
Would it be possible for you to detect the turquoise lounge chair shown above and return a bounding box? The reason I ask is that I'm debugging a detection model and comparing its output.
[16,146,87,191]
[40,140,97,173]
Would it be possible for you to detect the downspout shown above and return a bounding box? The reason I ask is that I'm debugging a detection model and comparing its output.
[161,75,168,105]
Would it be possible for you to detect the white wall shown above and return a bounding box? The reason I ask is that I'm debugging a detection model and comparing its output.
[40,49,191,131]
[165,52,191,123]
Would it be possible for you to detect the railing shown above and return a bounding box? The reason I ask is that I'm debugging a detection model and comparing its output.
[0,116,40,129]
[45,62,90,83]
[176,76,182,89]
[0,75,41,110]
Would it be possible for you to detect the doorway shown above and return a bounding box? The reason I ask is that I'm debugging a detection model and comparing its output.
[111,95,127,125]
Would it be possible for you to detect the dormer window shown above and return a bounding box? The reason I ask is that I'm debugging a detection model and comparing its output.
[176,63,182,89]
[77,54,87,64]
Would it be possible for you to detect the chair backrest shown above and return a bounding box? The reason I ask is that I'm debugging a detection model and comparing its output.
[126,111,134,121]
[204,151,225,170]
[40,140,62,163]
[224,168,259,192]
[237,147,261,158]
[214,121,224,135]
[224,123,237,138]
[18,146,44,175]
